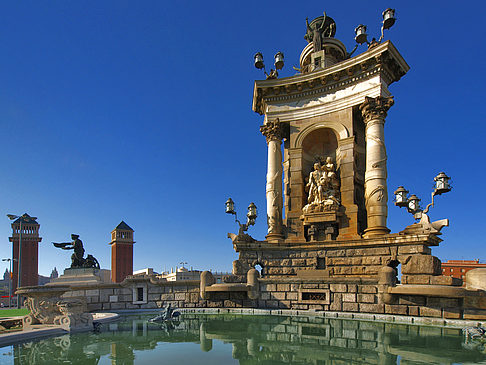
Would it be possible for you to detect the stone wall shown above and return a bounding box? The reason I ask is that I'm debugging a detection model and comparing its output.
[234,236,438,279]
[63,274,486,321]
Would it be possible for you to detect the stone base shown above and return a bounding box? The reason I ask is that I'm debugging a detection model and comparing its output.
[362,226,390,238]
[47,268,104,287]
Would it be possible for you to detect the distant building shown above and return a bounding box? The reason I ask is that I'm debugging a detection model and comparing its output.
[50,267,59,279]
[441,260,486,280]
[159,266,229,283]
[8,214,42,291]
[110,221,135,283]
[133,268,156,276]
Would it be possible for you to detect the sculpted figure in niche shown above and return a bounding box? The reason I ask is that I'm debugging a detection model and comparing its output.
[306,162,322,205]
[303,157,340,213]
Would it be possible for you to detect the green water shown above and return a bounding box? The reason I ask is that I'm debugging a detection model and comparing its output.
[0,313,485,364]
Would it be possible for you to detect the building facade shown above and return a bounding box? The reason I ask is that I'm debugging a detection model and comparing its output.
[442,260,486,281]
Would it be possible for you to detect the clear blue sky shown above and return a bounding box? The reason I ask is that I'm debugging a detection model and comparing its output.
[0,1,484,276]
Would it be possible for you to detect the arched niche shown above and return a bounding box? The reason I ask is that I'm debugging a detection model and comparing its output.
[301,127,339,184]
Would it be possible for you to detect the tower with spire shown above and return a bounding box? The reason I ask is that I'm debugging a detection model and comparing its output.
[109,221,135,283]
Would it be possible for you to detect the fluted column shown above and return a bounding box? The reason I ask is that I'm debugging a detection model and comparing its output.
[360,96,394,237]
[260,119,284,241]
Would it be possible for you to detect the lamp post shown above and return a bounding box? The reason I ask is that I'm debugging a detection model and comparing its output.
[225,198,258,238]
[350,8,396,54]
[253,51,285,79]
[1,258,15,308]
[394,172,451,220]
[7,214,37,309]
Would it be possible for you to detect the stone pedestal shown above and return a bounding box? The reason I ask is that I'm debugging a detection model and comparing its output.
[47,268,107,287]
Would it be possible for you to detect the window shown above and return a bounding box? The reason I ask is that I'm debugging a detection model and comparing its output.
[132,285,147,304]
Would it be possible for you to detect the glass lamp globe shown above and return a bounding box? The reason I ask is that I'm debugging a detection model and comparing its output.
[225,198,235,214]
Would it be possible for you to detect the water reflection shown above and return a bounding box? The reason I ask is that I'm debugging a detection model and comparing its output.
[6,314,486,364]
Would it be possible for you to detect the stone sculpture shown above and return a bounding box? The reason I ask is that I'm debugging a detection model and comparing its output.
[53,234,100,269]
[148,303,180,323]
[17,286,93,332]
[303,157,340,213]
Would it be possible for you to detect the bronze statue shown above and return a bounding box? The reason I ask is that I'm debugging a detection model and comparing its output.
[53,234,100,269]
[305,12,336,52]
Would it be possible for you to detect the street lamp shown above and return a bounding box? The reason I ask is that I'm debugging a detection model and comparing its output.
[394,172,452,220]
[1,258,16,308]
[352,8,397,50]
[253,51,285,79]
[225,198,258,238]
[7,214,37,308]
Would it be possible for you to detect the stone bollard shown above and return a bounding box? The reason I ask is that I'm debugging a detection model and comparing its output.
[377,266,396,304]
[247,269,260,300]
[466,268,486,291]
[200,271,215,300]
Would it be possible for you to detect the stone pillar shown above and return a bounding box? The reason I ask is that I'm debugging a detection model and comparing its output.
[360,96,394,237]
[260,119,284,241]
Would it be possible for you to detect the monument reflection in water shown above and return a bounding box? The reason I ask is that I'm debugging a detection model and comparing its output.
[3,314,486,364]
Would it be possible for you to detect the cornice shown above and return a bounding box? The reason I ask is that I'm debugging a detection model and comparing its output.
[252,41,409,115]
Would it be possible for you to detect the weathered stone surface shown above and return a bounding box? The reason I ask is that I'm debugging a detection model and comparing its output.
[427,297,460,308]
[385,305,407,315]
[359,285,378,294]
[419,307,442,318]
[358,294,376,303]
[330,284,347,293]
[342,302,359,312]
[466,269,486,291]
[465,296,486,310]
[342,293,356,302]
[359,303,384,313]
[402,275,431,285]
[464,309,486,320]
[402,255,441,275]
[399,295,426,306]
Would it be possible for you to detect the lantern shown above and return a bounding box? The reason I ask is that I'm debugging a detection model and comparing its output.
[274,52,284,70]
[225,198,235,215]
[254,52,264,69]
[247,202,258,225]
[407,194,421,213]
[354,24,368,44]
[434,172,451,195]
[382,8,396,30]
[393,186,409,207]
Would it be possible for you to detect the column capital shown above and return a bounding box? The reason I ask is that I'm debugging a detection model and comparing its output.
[260,118,284,143]
[360,96,394,123]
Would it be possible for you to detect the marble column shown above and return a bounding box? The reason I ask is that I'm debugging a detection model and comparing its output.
[360,96,394,237]
[260,119,284,241]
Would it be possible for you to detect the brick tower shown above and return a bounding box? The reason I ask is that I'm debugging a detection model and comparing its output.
[109,221,134,283]
[8,214,42,290]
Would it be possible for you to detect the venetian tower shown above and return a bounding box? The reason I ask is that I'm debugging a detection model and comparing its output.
[229,12,451,281]
[8,214,42,290]
[109,221,135,283]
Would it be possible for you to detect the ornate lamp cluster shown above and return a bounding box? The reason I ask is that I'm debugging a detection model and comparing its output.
[253,52,285,79]
[225,198,258,237]
[394,172,451,220]
[354,8,396,48]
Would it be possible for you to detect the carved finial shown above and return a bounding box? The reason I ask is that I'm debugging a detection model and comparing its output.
[360,96,394,123]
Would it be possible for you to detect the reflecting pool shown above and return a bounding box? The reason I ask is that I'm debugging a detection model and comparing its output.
[1,313,485,364]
